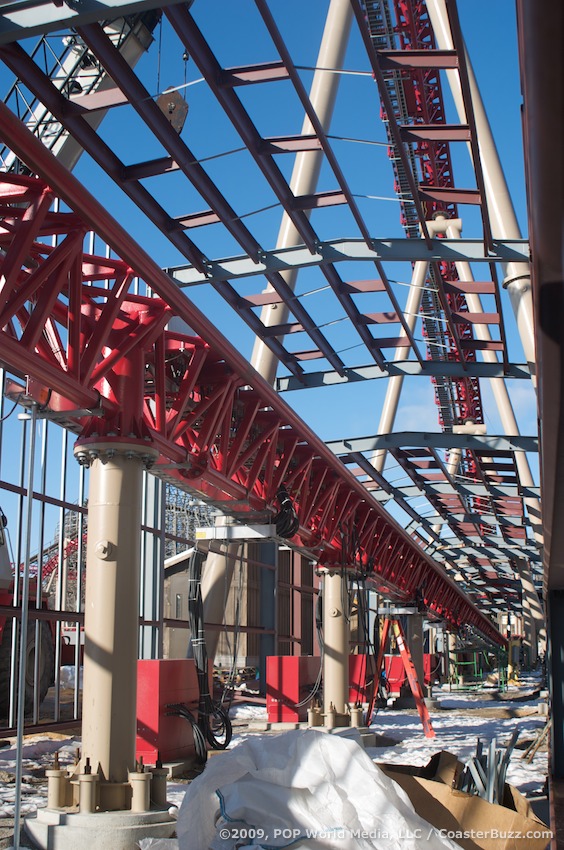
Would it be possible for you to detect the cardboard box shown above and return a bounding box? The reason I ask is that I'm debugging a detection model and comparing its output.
[378,752,552,850]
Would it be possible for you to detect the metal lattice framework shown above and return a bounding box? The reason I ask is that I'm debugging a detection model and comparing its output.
[0,164,503,642]
[0,0,541,639]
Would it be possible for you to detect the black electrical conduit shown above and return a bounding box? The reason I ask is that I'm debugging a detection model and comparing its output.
[166,548,233,763]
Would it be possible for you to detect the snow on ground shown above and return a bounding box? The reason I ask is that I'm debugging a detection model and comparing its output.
[366,703,547,797]
[0,678,548,822]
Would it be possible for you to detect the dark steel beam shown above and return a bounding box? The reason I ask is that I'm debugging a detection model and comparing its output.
[327,432,538,454]
[168,237,529,286]
[275,360,531,391]
[164,3,320,254]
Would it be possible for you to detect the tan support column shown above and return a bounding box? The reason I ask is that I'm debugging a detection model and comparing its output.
[201,518,242,663]
[516,557,545,665]
[74,440,157,808]
[448,632,457,685]
[398,614,426,703]
[322,569,349,721]
[250,0,354,383]
[199,1,353,667]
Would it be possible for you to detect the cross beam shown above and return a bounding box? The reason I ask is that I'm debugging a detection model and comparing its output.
[167,237,530,287]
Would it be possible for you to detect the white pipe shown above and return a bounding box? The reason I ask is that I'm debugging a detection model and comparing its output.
[251,0,354,383]
[371,261,429,473]
[425,0,536,374]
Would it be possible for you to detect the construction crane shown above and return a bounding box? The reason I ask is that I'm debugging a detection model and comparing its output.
[0,11,160,174]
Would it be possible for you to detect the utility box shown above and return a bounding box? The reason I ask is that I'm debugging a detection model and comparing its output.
[266,655,370,722]
[383,653,437,695]
[136,659,205,765]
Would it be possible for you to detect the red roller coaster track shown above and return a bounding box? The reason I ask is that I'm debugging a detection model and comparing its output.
[0,100,503,645]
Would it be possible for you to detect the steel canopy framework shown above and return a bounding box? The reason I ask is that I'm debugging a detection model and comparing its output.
[0,0,540,640]
[0,151,503,644]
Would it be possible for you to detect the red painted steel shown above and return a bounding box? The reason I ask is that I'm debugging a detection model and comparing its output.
[0,100,504,645]
[360,0,524,590]
[136,659,203,763]
[265,654,369,723]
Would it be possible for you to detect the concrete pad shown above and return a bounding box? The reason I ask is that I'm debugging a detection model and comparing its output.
[24,807,176,850]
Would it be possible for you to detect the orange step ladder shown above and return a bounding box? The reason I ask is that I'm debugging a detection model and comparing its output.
[371,617,435,738]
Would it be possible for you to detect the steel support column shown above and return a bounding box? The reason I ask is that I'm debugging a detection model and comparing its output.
[371,260,429,473]
[322,569,350,718]
[73,440,157,806]
[251,0,353,384]
[426,0,536,376]
[516,557,545,665]
[201,527,242,664]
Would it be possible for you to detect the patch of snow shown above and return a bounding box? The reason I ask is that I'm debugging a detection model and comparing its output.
[228,703,267,721]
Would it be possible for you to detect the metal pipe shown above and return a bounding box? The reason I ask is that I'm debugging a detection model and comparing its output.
[74,439,157,802]
[425,0,536,374]
[32,418,48,724]
[14,402,37,850]
[73,462,86,720]
[250,0,353,383]
[78,768,99,814]
[201,539,241,662]
[129,769,151,813]
[150,765,169,809]
[54,428,68,722]
[322,568,349,718]
[439,216,542,548]
[200,0,353,669]
[371,260,429,473]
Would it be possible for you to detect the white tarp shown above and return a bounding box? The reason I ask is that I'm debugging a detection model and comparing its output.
[176,729,462,849]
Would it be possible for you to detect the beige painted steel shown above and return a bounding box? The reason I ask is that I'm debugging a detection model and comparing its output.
[322,569,350,717]
[74,442,156,789]
[371,260,429,474]
[129,771,151,813]
[250,0,354,384]
[201,539,242,662]
[201,0,353,666]
[46,768,69,809]
[425,0,536,376]
[402,614,426,697]
[516,557,546,661]
[436,217,543,551]
[78,773,99,814]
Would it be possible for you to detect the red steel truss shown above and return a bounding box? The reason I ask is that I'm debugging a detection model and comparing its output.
[0,102,503,645]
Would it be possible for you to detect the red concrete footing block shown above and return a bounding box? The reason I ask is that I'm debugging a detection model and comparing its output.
[266,655,370,723]
[136,659,203,765]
